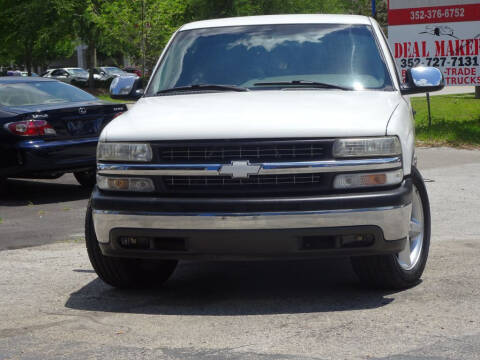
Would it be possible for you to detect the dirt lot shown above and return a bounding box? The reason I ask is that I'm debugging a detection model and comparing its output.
[0,147,479,359]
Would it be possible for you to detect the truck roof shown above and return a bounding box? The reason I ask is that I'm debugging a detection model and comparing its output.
[0,76,56,84]
[180,14,372,31]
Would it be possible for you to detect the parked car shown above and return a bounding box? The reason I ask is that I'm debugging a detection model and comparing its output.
[87,14,443,290]
[42,67,89,86]
[6,70,22,76]
[20,71,39,77]
[0,77,127,187]
[123,67,142,77]
[92,66,130,81]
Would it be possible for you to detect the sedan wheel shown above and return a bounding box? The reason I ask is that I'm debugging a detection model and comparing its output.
[74,170,96,188]
[0,178,6,193]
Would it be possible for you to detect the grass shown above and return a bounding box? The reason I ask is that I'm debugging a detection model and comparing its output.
[96,94,131,104]
[411,93,480,147]
[82,88,131,104]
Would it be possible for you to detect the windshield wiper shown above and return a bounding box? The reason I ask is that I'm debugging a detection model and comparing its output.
[44,99,67,103]
[156,84,248,95]
[253,80,352,91]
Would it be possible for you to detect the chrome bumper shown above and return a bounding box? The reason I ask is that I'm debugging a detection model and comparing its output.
[93,204,411,244]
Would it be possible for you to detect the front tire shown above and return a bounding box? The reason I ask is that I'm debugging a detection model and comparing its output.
[0,178,6,194]
[74,170,96,188]
[85,201,178,289]
[351,167,431,290]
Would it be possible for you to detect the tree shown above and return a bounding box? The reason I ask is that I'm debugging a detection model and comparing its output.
[65,0,106,89]
[183,0,350,20]
[0,0,75,74]
[66,0,187,82]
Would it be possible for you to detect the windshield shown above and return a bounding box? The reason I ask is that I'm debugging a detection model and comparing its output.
[67,68,89,77]
[0,81,97,107]
[147,24,393,95]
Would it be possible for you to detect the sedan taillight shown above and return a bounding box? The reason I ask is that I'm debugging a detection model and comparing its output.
[112,112,124,119]
[6,120,56,136]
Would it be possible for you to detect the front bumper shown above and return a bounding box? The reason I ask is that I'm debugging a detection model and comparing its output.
[91,179,412,260]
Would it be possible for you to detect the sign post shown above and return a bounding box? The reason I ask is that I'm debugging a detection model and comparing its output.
[426,92,433,127]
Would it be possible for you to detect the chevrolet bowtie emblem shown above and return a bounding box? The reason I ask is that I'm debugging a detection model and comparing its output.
[219,161,261,178]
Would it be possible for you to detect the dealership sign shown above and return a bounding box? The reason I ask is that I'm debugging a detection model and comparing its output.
[388,0,480,86]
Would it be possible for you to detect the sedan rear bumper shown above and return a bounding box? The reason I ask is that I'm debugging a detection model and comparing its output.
[1,138,98,177]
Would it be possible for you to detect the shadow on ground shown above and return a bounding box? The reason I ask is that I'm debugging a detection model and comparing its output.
[66,258,399,316]
[0,178,91,206]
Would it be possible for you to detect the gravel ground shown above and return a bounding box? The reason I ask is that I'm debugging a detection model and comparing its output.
[0,147,479,359]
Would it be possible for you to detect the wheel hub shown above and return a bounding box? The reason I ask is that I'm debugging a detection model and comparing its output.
[397,184,424,270]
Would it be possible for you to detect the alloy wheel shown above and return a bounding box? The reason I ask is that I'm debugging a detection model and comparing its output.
[397,184,425,271]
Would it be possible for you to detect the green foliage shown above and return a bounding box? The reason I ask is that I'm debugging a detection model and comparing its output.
[141,0,189,68]
[183,0,350,20]
[0,0,75,72]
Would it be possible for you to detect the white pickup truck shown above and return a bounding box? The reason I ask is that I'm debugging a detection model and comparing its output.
[87,14,444,289]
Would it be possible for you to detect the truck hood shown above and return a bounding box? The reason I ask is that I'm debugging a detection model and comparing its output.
[101,90,401,142]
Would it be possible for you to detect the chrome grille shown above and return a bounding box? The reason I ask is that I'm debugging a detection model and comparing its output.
[164,174,323,188]
[157,141,330,163]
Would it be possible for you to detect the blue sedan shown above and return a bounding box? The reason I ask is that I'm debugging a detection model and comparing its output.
[0,77,126,187]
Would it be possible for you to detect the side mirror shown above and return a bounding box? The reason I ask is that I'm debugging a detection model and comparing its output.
[110,76,143,100]
[401,66,444,95]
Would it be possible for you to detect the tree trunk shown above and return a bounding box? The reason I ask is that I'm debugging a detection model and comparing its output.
[475,86,480,99]
[25,43,33,76]
[87,39,97,90]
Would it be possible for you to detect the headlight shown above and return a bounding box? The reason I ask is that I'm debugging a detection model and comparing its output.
[333,137,401,158]
[333,169,403,189]
[97,175,155,192]
[97,142,152,162]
